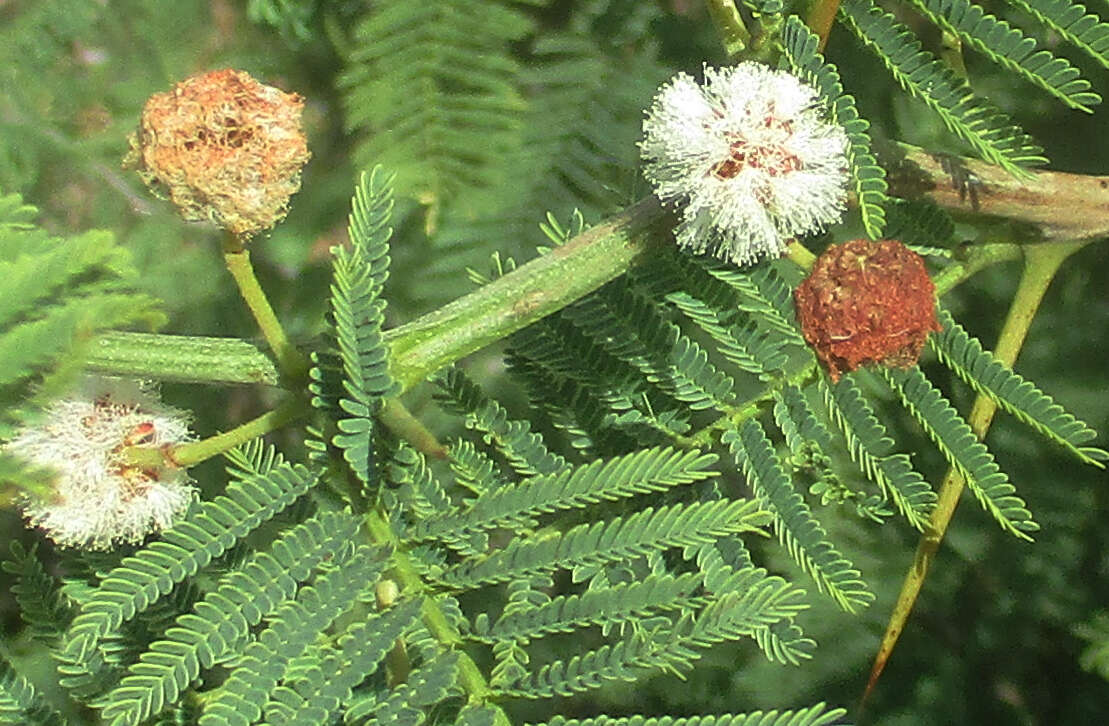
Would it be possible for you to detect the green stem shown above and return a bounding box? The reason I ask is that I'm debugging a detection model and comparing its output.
[387,197,666,392]
[380,399,448,459]
[222,234,310,382]
[705,0,751,58]
[169,397,307,467]
[88,331,280,386]
[861,239,1089,710]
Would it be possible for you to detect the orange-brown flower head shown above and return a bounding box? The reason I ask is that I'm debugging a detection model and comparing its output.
[125,69,310,238]
[794,239,942,381]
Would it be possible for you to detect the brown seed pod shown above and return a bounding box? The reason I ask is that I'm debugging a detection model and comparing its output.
[794,239,942,381]
[124,69,310,238]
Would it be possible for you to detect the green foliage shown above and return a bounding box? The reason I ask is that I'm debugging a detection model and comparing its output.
[2,542,75,646]
[437,499,769,590]
[724,421,873,613]
[259,598,423,725]
[1076,611,1109,681]
[412,445,719,541]
[840,0,1047,174]
[435,367,568,477]
[821,378,936,530]
[905,0,1099,111]
[0,191,163,498]
[338,1,535,210]
[930,308,1107,466]
[0,652,67,726]
[881,367,1039,539]
[538,705,848,726]
[56,449,318,698]
[781,16,888,239]
[199,544,388,726]
[1,2,1107,725]
[99,511,364,726]
[309,167,399,490]
[1008,0,1109,70]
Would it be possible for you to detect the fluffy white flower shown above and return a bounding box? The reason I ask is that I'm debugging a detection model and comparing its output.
[640,62,850,266]
[5,376,195,550]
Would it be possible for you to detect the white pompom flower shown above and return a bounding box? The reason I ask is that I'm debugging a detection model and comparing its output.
[5,376,195,550]
[640,62,850,266]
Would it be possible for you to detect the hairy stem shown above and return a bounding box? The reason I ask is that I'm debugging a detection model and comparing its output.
[87,332,280,386]
[387,197,666,391]
[861,239,1090,709]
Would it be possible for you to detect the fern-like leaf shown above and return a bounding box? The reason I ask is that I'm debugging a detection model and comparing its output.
[695,539,816,665]
[259,598,422,726]
[781,16,888,238]
[535,704,848,726]
[501,582,810,699]
[99,511,363,726]
[439,500,769,590]
[474,573,706,643]
[342,652,461,726]
[561,279,736,412]
[905,0,1099,111]
[2,541,74,645]
[319,167,398,487]
[412,447,719,541]
[0,653,66,726]
[840,0,1047,175]
[198,543,386,726]
[339,1,532,208]
[435,367,568,477]
[58,458,317,692]
[724,420,873,612]
[931,308,1107,466]
[1009,0,1109,69]
[881,367,1039,539]
[822,378,937,530]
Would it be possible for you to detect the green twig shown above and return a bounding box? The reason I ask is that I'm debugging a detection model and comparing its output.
[169,397,307,467]
[87,331,280,386]
[861,239,1090,710]
[705,0,751,58]
[386,197,666,392]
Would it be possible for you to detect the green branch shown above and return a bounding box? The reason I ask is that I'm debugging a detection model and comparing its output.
[862,239,1091,707]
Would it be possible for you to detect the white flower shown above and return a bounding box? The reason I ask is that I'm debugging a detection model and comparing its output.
[640,62,850,266]
[5,376,195,550]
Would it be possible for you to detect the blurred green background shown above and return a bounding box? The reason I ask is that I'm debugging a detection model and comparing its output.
[1,1,1106,723]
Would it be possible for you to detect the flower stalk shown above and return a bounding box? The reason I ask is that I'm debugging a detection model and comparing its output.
[222,233,311,382]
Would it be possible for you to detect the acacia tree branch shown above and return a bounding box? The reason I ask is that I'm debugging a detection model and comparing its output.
[88,151,1106,396]
[887,144,1109,241]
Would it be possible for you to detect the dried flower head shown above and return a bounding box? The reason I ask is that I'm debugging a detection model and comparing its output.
[794,239,942,381]
[5,377,195,550]
[640,63,849,266]
[125,68,311,238]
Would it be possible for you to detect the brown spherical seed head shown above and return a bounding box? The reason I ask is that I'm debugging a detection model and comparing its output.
[125,69,310,238]
[794,239,942,382]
